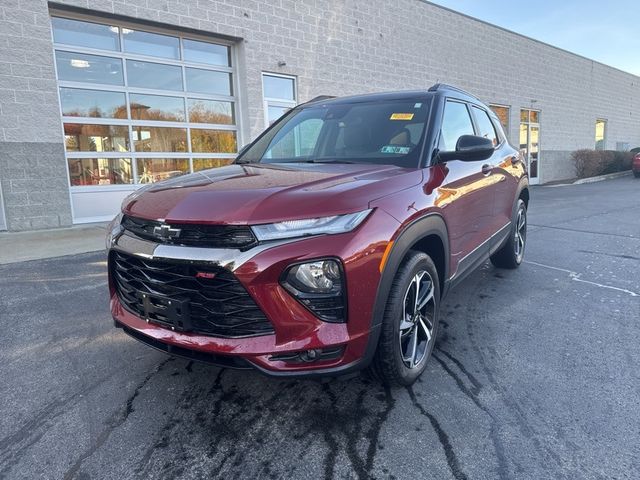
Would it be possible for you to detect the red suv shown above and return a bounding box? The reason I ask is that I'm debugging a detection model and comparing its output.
[107,84,529,386]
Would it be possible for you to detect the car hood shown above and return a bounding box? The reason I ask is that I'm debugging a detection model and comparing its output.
[123,162,421,225]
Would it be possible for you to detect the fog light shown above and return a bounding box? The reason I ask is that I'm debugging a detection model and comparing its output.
[287,260,342,293]
[281,258,346,323]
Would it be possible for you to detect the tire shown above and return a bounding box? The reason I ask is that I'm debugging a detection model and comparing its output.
[369,251,440,387]
[490,198,527,269]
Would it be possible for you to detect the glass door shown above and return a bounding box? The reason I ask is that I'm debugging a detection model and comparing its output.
[520,110,540,185]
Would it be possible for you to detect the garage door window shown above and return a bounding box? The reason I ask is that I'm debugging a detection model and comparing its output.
[53,16,239,187]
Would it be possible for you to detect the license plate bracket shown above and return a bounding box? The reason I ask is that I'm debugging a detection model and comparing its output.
[139,292,191,331]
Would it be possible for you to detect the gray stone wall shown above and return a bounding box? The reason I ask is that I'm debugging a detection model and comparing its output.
[0,0,72,230]
[1,0,639,230]
[0,143,72,230]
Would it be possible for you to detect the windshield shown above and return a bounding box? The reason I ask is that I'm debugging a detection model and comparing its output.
[238,98,431,168]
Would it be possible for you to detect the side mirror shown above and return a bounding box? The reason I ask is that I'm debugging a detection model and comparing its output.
[438,135,495,162]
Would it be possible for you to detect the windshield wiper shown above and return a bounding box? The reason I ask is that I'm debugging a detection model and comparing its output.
[302,159,359,164]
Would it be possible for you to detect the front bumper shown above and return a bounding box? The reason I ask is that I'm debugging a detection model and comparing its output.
[108,211,399,376]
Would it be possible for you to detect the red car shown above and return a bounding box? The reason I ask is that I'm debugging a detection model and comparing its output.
[107,84,529,386]
[633,153,640,177]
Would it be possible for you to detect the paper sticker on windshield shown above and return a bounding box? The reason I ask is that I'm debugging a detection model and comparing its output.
[390,113,414,121]
[380,145,411,154]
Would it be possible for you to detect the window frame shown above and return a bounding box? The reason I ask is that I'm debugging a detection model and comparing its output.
[50,10,244,192]
[489,104,510,139]
[471,104,500,148]
[262,72,297,128]
[437,98,477,153]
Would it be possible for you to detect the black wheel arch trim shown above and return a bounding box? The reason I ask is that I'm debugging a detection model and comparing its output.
[357,213,450,370]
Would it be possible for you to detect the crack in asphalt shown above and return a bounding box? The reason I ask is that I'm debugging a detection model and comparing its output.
[407,386,468,480]
[0,369,121,478]
[61,357,173,480]
[528,223,638,240]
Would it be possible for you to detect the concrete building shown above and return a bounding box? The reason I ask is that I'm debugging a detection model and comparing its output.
[0,0,638,231]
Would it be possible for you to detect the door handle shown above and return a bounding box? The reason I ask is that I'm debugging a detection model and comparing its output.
[482,164,492,176]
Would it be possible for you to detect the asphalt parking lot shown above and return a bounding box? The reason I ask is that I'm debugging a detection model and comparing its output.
[1,175,638,480]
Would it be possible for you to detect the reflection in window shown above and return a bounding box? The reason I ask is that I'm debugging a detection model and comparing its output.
[489,105,509,135]
[439,101,474,151]
[136,158,190,183]
[595,119,606,150]
[188,99,234,124]
[192,158,235,171]
[185,68,231,95]
[55,51,123,85]
[191,129,237,153]
[267,105,290,125]
[60,88,126,118]
[68,158,132,186]
[126,60,183,91]
[52,17,120,51]
[472,106,498,146]
[130,94,185,122]
[64,124,129,152]
[132,126,187,152]
[183,39,229,66]
[123,29,180,59]
[263,74,295,100]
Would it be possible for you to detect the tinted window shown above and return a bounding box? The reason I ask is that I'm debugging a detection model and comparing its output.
[56,51,123,85]
[183,39,229,66]
[185,68,231,95]
[126,60,183,91]
[439,101,474,151]
[129,94,185,122]
[52,17,120,51]
[60,88,126,118]
[472,106,498,146]
[123,29,180,59]
[263,75,295,100]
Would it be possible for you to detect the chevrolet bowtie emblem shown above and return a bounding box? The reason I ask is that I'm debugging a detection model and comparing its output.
[153,224,182,239]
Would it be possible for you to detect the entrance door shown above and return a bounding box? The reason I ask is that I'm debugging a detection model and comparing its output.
[520,109,540,185]
[0,182,7,231]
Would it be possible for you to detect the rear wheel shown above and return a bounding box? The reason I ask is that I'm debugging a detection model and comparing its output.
[490,198,527,269]
[370,251,440,386]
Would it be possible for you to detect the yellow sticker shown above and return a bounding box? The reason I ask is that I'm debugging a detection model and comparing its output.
[390,113,414,120]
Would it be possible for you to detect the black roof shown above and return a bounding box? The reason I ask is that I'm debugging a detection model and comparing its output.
[301,83,481,107]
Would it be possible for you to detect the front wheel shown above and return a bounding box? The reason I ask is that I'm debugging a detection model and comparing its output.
[370,251,440,386]
[490,198,527,269]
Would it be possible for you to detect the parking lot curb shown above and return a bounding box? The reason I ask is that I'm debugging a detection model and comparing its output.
[573,170,632,185]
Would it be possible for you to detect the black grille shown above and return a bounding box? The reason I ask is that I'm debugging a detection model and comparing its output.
[110,250,274,338]
[121,215,258,250]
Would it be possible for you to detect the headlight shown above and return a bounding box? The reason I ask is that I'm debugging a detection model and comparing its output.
[281,259,346,323]
[105,212,123,249]
[251,209,372,242]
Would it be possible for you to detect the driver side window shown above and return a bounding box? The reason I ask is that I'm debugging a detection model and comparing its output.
[439,101,474,151]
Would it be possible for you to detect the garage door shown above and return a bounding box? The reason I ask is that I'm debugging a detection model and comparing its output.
[51,14,241,223]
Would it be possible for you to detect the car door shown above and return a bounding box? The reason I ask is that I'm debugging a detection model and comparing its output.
[470,105,516,237]
[435,100,497,278]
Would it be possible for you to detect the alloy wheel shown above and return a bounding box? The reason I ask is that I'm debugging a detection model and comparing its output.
[399,270,436,369]
[514,205,527,263]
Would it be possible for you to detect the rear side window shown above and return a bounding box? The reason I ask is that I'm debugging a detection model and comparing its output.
[472,106,499,146]
[439,101,474,151]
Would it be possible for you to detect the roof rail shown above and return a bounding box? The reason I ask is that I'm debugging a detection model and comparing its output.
[428,83,479,100]
[304,95,337,104]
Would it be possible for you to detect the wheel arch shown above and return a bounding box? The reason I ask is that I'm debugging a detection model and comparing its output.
[372,214,449,332]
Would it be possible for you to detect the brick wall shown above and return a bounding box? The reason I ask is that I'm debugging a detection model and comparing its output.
[1,0,639,229]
